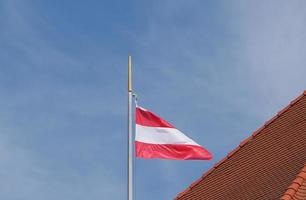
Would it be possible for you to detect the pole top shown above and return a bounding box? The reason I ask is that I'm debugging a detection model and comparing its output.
[128,56,132,92]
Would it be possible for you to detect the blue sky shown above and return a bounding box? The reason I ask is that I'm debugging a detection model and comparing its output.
[0,1,306,199]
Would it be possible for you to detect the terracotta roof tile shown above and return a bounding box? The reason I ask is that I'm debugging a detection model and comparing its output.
[280,164,306,200]
[175,91,306,200]
[227,146,240,158]
[239,135,253,147]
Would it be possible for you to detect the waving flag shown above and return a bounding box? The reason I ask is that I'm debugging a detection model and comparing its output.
[135,106,212,160]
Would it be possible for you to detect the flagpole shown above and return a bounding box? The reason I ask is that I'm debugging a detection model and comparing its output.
[128,55,133,200]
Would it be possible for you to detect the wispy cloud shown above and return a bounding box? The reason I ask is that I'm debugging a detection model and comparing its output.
[232,1,306,115]
[1,0,305,200]
[0,1,125,199]
[131,1,306,198]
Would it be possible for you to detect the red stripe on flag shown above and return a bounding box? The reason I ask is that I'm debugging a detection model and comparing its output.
[136,107,175,128]
[135,141,212,160]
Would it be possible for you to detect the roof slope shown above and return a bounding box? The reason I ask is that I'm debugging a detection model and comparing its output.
[175,91,306,200]
[281,164,306,200]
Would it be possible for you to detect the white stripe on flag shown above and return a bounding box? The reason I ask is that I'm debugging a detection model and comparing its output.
[136,124,199,145]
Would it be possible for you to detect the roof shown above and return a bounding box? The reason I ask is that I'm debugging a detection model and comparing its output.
[175,91,306,200]
[280,164,306,200]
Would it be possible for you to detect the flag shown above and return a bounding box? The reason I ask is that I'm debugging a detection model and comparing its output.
[135,106,212,160]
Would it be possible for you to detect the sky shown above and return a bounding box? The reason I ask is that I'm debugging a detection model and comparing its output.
[0,0,306,199]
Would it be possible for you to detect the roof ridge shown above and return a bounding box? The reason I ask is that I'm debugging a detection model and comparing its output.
[175,91,306,200]
[280,164,306,200]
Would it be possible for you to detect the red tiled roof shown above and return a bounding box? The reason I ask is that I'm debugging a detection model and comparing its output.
[175,91,306,200]
[280,164,306,200]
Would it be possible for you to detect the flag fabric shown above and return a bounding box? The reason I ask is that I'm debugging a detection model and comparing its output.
[135,106,212,160]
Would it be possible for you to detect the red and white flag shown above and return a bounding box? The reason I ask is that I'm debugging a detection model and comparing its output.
[135,106,212,160]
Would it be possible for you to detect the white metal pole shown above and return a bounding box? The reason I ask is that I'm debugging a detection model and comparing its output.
[128,56,133,200]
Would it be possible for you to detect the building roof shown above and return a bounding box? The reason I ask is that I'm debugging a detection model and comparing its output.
[281,164,306,200]
[175,91,306,200]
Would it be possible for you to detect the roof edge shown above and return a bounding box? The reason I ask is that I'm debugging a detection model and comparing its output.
[280,164,306,200]
[175,91,306,200]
